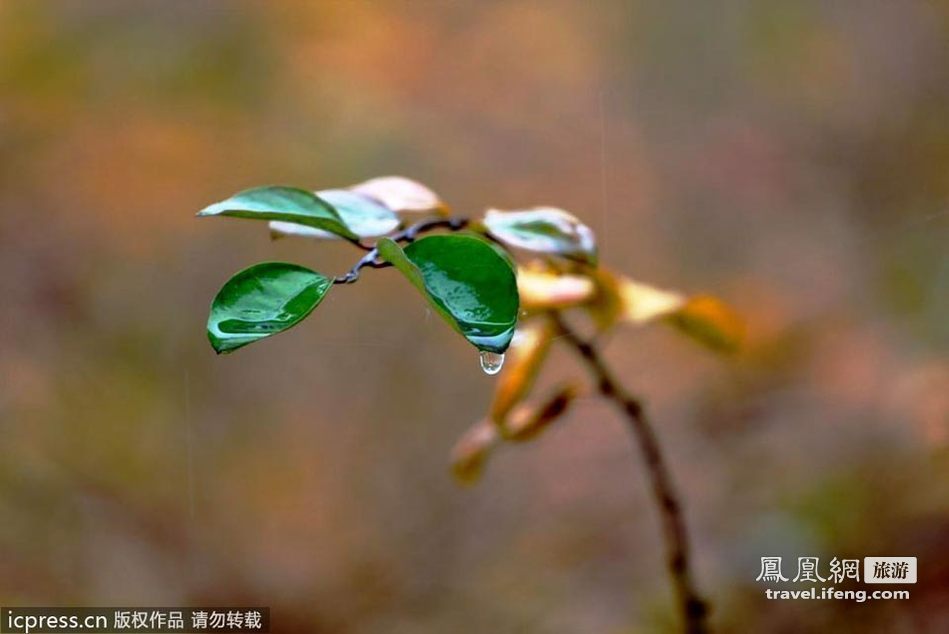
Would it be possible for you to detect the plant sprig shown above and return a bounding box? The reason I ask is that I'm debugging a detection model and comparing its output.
[198,174,744,634]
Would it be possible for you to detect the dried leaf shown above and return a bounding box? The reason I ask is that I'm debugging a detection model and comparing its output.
[618,277,687,324]
[450,419,499,485]
[490,320,557,424]
[590,270,743,353]
[664,294,744,353]
[517,267,596,312]
[351,176,447,215]
[501,383,580,442]
[584,268,625,330]
[586,268,684,330]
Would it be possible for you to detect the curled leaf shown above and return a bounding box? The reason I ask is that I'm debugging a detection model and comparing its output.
[664,294,744,353]
[377,234,519,354]
[198,186,356,239]
[587,268,684,331]
[450,419,499,484]
[517,267,597,312]
[484,207,597,265]
[207,262,331,354]
[490,320,557,424]
[617,276,687,324]
[351,176,447,215]
[590,269,743,353]
[501,383,580,442]
[269,189,399,240]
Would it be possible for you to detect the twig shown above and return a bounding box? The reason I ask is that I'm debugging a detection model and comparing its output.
[399,216,468,242]
[333,249,389,284]
[549,312,710,634]
[333,216,469,284]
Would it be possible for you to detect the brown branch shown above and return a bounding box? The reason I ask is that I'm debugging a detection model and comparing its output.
[333,216,469,284]
[550,312,710,634]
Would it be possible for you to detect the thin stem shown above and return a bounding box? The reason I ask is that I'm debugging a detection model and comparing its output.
[333,249,389,284]
[398,216,468,242]
[344,237,376,252]
[333,216,469,284]
[550,312,710,634]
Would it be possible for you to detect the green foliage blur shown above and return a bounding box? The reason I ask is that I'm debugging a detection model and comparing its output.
[0,2,946,632]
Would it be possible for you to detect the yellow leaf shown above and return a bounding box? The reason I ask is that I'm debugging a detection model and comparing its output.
[517,267,596,312]
[618,277,687,323]
[592,270,743,354]
[516,264,743,354]
[584,268,624,330]
[588,269,684,327]
[664,294,744,353]
[490,320,557,424]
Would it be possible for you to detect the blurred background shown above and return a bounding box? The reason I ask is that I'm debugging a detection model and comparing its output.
[1,1,947,632]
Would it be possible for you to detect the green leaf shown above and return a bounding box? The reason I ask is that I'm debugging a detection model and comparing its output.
[378,235,519,353]
[270,189,399,240]
[207,262,332,354]
[483,207,597,265]
[198,186,357,239]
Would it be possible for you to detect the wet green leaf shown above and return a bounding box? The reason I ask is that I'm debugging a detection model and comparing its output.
[198,186,357,239]
[207,262,332,353]
[378,235,519,353]
[483,207,597,265]
[270,189,399,240]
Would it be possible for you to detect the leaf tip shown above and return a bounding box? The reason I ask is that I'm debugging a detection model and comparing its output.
[666,294,745,354]
[208,331,231,355]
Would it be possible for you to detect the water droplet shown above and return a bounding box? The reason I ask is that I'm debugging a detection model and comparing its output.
[479,350,505,375]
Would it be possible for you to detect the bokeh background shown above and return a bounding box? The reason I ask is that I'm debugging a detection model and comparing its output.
[1,1,947,632]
